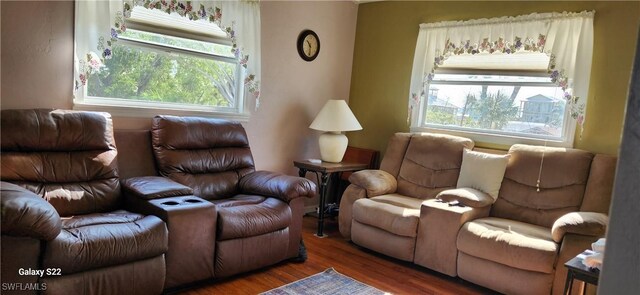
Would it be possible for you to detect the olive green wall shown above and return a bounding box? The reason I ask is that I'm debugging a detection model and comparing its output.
[347,1,640,156]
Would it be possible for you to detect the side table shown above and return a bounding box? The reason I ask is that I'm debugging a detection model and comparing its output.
[563,250,600,295]
[294,160,368,237]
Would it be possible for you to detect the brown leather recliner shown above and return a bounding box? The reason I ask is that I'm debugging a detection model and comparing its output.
[0,109,168,295]
[151,115,316,278]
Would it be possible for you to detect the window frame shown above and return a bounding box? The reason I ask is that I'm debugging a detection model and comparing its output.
[73,12,250,122]
[410,70,578,148]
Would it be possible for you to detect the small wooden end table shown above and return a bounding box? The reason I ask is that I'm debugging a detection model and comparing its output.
[293,160,368,238]
[563,250,600,295]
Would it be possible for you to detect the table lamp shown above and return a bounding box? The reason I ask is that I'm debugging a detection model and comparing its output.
[309,100,362,163]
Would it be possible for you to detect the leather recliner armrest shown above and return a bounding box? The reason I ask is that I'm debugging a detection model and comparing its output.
[239,171,316,203]
[348,169,397,197]
[551,212,608,243]
[1,181,62,240]
[122,176,194,200]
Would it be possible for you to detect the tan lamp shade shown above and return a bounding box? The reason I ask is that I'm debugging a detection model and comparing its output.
[309,100,362,132]
[309,100,362,162]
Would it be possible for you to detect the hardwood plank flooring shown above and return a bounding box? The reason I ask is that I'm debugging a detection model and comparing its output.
[175,216,496,295]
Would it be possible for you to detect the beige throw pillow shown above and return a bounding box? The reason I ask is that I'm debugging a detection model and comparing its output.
[456,149,510,201]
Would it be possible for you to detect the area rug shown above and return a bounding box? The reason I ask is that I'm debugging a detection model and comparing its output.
[261,268,390,295]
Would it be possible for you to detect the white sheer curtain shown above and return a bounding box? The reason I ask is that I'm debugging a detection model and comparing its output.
[74,0,123,92]
[74,0,262,108]
[408,11,594,132]
[216,1,261,108]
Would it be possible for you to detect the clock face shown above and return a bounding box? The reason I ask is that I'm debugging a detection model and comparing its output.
[297,30,320,61]
[303,35,318,57]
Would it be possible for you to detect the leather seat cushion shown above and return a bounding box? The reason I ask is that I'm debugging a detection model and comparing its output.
[42,210,168,274]
[213,195,291,240]
[352,194,422,238]
[457,217,558,273]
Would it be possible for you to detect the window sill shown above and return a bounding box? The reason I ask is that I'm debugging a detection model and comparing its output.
[410,125,573,148]
[73,100,250,122]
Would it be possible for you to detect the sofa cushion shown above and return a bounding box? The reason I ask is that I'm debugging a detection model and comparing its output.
[457,217,558,274]
[395,133,474,199]
[152,115,255,200]
[491,144,594,228]
[42,211,168,274]
[352,194,422,238]
[1,109,121,217]
[213,195,291,240]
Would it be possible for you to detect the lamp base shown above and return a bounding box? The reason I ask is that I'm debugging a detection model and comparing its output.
[318,132,348,163]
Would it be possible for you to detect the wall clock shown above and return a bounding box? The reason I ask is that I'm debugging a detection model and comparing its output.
[297,30,320,62]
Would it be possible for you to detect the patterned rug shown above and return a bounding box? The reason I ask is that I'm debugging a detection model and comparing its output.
[261,268,390,295]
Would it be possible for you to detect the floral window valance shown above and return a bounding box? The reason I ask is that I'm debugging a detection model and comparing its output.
[74,0,261,108]
[408,11,595,133]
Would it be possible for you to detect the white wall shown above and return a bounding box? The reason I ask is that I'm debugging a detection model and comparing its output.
[1,1,74,109]
[250,1,358,174]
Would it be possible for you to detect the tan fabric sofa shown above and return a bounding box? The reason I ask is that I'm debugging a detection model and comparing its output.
[340,133,473,262]
[339,132,616,295]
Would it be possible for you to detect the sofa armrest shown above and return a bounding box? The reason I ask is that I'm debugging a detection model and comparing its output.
[436,188,494,208]
[239,171,316,203]
[1,181,61,240]
[122,176,193,200]
[348,170,397,197]
[415,199,490,276]
[551,212,608,243]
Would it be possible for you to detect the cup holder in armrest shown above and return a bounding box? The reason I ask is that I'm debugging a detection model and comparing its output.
[152,196,208,208]
[183,199,203,204]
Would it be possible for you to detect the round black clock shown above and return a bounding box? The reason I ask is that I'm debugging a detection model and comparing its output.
[297,30,320,62]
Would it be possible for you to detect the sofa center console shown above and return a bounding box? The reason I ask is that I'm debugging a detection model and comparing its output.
[415,199,490,276]
[124,177,217,289]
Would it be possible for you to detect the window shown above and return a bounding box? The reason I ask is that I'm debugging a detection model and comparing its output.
[408,12,594,147]
[74,1,261,120]
[421,53,569,142]
[87,28,241,111]
[425,74,566,138]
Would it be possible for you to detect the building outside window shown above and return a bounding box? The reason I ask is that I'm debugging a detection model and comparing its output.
[424,68,567,140]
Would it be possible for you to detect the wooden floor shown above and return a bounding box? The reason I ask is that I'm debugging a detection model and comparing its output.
[177,216,495,295]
